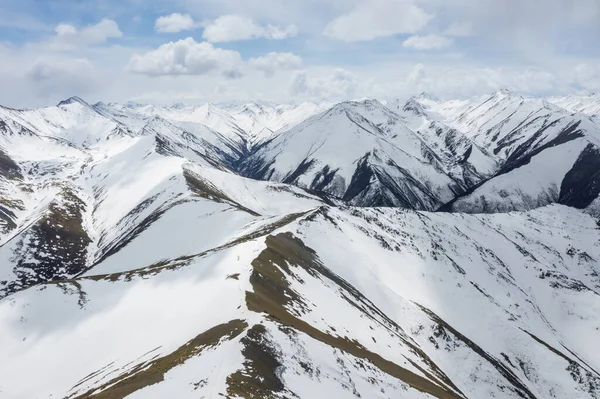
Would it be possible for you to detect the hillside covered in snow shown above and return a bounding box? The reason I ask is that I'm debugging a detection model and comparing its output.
[0,91,599,399]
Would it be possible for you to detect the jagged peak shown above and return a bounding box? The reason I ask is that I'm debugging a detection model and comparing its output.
[146,114,169,124]
[415,92,439,102]
[316,102,366,123]
[316,102,391,136]
[138,115,178,137]
[239,105,259,116]
[332,98,385,110]
[402,97,428,116]
[57,96,89,107]
[324,101,360,116]
[490,88,523,100]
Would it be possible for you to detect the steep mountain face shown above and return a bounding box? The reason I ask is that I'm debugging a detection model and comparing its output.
[410,90,600,214]
[140,116,244,168]
[397,97,498,187]
[238,101,477,209]
[0,99,326,298]
[0,92,600,399]
[87,92,600,214]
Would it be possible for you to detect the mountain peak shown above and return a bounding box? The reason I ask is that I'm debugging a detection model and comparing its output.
[402,97,428,116]
[490,88,523,100]
[334,98,384,110]
[57,96,89,107]
[416,92,439,102]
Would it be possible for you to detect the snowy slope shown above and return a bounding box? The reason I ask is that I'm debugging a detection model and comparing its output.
[1,92,600,399]
[0,106,324,298]
[437,90,585,161]
[108,101,332,151]
[0,203,598,399]
[239,100,471,209]
[0,97,136,148]
[548,94,600,119]
[407,91,600,213]
[89,93,600,214]
[396,96,498,186]
[226,101,333,145]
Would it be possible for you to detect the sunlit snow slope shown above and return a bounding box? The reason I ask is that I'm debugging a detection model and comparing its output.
[0,92,599,399]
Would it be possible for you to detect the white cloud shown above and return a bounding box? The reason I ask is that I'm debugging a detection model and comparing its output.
[26,58,94,82]
[0,56,104,107]
[403,34,453,50]
[407,63,426,84]
[264,24,299,40]
[290,71,309,95]
[428,0,600,60]
[155,13,196,33]
[249,52,302,77]
[127,38,243,78]
[571,63,600,91]
[55,24,77,36]
[202,15,298,42]
[49,19,122,50]
[395,63,565,98]
[290,68,357,99]
[444,22,473,37]
[324,0,431,41]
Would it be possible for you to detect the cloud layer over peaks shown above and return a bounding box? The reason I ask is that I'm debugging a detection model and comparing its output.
[0,0,599,107]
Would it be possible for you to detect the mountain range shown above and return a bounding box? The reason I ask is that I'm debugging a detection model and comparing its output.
[0,90,599,398]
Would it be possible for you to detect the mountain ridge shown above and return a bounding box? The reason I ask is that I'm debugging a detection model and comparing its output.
[0,90,599,398]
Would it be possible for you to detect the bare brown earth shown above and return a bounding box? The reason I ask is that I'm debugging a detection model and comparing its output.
[71,319,248,399]
[240,232,465,399]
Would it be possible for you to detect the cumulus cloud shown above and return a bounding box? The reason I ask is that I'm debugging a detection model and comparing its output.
[290,68,357,99]
[403,35,453,50]
[249,52,302,77]
[49,19,122,50]
[324,0,431,41]
[127,38,243,78]
[202,15,298,42]
[155,13,196,33]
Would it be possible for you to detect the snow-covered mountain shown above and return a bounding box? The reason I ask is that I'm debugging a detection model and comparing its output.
[0,92,599,398]
[239,100,480,209]
[418,90,600,213]
[97,100,333,151]
[548,94,600,120]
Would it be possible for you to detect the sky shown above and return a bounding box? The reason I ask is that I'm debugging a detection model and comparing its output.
[0,0,599,107]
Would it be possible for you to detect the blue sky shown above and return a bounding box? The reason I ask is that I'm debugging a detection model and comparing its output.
[0,0,599,107]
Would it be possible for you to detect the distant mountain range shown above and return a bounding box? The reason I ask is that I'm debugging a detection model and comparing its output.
[0,91,599,398]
